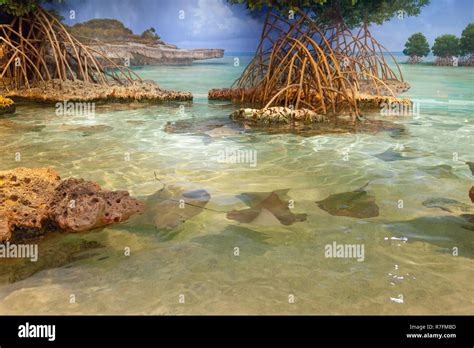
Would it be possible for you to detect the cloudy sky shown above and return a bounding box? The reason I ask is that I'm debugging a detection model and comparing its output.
[57,0,473,52]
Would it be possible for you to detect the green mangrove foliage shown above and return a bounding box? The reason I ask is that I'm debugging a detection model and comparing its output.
[403,32,430,64]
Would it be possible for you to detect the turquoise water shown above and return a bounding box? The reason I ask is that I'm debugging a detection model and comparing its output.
[0,55,473,314]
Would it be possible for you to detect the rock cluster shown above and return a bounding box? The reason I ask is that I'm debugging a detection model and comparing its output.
[0,96,15,115]
[231,107,328,124]
[0,168,144,242]
[2,80,192,104]
[357,79,411,96]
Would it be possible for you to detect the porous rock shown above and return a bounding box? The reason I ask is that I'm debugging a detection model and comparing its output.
[0,168,144,241]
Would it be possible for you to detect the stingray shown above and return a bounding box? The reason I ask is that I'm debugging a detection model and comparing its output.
[131,185,211,230]
[226,189,307,226]
[421,164,458,179]
[316,184,379,218]
[373,148,417,162]
[385,215,474,256]
[422,197,474,215]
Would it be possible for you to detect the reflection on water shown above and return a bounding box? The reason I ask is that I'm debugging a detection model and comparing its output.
[0,57,473,314]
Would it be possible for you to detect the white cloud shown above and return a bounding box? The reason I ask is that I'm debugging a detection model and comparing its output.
[192,0,260,38]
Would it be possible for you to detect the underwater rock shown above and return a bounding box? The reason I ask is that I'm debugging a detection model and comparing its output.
[0,167,144,241]
[422,197,474,215]
[133,185,211,230]
[470,187,474,203]
[226,189,307,226]
[230,110,406,136]
[316,185,379,218]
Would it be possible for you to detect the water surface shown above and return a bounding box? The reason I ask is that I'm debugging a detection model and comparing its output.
[0,55,473,314]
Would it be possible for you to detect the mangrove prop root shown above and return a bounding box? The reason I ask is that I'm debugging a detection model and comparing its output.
[209,10,407,121]
[0,7,141,92]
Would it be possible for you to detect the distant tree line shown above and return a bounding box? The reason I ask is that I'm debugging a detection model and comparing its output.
[403,23,474,66]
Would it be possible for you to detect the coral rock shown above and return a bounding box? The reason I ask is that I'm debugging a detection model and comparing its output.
[50,178,144,232]
[0,168,144,241]
[0,168,61,241]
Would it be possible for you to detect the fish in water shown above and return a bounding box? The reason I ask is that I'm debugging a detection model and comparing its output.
[316,184,379,218]
[226,189,307,226]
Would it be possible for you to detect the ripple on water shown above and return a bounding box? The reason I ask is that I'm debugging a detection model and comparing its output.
[0,62,473,314]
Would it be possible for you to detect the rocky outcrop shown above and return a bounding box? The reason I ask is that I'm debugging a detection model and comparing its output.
[49,178,144,232]
[231,107,328,124]
[209,86,413,110]
[0,168,144,242]
[3,79,192,103]
[92,43,224,65]
[0,96,15,115]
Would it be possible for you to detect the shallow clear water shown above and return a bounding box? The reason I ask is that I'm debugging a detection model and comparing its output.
[0,55,473,314]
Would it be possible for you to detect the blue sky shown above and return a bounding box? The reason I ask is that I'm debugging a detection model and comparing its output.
[57,0,473,52]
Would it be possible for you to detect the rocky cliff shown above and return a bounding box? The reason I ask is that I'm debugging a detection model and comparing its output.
[92,42,224,65]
